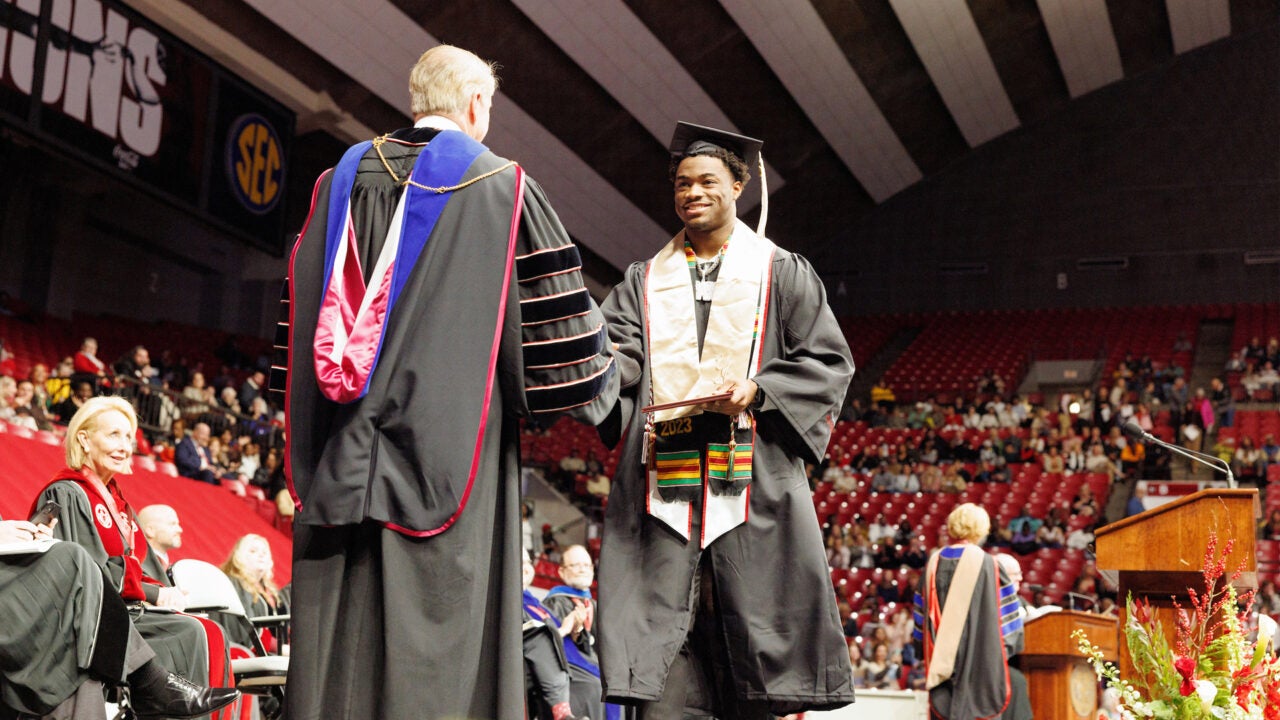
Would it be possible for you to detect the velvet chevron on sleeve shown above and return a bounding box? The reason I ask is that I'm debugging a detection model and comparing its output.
[514,179,616,424]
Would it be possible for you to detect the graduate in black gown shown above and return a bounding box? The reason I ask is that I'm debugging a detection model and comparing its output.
[596,123,856,717]
[281,45,617,720]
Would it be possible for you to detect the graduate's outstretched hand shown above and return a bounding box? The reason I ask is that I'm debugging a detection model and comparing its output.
[706,378,757,416]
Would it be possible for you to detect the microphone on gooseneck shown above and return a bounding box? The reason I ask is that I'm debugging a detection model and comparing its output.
[1120,419,1235,489]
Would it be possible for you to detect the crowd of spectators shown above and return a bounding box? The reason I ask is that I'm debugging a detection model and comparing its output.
[0,332,292,521]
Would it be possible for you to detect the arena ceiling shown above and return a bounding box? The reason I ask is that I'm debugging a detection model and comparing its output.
[130,0,1276,280]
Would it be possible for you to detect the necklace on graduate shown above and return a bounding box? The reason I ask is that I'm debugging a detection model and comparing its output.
[684,237,728,302]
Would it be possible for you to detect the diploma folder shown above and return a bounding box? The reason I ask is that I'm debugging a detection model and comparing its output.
[641,392,733,414]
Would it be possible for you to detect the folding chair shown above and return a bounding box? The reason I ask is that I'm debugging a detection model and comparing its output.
[171,559,288,719]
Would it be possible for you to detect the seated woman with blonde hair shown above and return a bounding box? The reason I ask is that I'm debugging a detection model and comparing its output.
[220,534,289,650]
[32,396,236,704]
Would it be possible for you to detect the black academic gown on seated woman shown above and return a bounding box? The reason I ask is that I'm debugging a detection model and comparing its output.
[281,126,617,720]
[596,243,857,714]
[34,471,231,702]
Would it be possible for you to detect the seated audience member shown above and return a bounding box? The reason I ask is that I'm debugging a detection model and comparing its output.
[889,462,920,493]
[870,463,894,492]
[893,520,915,546]
[1065,519,1096,551]
[994,554,1033,720]
[1041,445,1065,474]
[219,534,288,650]
[1233,436,1265,483]
[1036,517,1066,549]
[1259,509,1280,541]
[1084,443,1118,480]
[874,542,902,569]
[136,504,183,584]
[1062,437,1087,475]
[1242,361,1280,399]
[1256,579,1280,615]
[45,360,74,406]
[1125,482,1148,518]
[901,536,928,569]
[860,642,900,690]
[886,606,915,658]
[939,464,967,493]
[1071,485,1100,518]
[72,337,108,380]
[52,380,95,425]
[919,464,943,493]
[847,642,870,689]
[827,535,851,570]
[13,379,53,430]
[521,555,582,720]
[24,364,51,409]
[0,517,239,720]
[32,398,235,700]
[1009,520,1039,555]
[974,459,1008,484]
[174,422,219,485]
[1118,437,1145,477]
[541,546,606,720]
[869,514,895,544]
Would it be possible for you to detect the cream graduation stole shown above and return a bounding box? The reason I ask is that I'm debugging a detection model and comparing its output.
[643,219,774,547]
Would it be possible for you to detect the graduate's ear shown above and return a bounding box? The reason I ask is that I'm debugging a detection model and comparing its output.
[730,179,743,201]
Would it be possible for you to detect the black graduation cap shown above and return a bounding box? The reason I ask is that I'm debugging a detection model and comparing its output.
[668,121,763,173]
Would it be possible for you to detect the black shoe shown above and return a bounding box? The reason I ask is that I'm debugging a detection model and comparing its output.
[130,672,240,719]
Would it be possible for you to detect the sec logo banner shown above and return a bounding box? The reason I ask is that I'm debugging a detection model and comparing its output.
[226,114,284,215]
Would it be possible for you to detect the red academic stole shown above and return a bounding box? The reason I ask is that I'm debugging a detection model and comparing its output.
[36,469,153,601]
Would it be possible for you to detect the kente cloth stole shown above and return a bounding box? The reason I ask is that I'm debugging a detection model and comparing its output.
[642,220,774,548]
[924,544,987,690]
[313,131,486,403]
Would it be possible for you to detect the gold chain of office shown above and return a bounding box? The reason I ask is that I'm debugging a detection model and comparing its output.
[371,135,516,193]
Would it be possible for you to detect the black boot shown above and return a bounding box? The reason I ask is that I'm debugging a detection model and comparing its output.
[129,670,240,719]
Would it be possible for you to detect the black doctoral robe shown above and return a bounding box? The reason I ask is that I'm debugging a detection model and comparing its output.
[597,244,856,713]
[913,545,1017,720]
[282,127,617,720]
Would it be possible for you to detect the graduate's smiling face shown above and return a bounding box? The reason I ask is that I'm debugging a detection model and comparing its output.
[673,155,742,235]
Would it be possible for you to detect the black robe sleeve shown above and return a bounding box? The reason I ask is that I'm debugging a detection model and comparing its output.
[513,177,618,426]
[596,261,648,448]
[751,252,855,464]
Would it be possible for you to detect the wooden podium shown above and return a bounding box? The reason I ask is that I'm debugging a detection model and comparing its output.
[1094,488,1258,679]
[1018,611,1118,720]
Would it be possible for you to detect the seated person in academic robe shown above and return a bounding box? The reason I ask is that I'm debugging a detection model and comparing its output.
[993,554,1033,720]
[521,556,584,720]
[913,503,1019,720]
[542,545,613,720]
[218,534,289,651]
[0,517,239,720]
[33,397,233,696]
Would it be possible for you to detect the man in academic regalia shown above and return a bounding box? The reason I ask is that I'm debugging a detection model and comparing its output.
[542,545,609,720]
[596,122,856,718]
[994,553,1033,720]
[137,504,182,586]
[280,45,617,720]
[912,504,1017,720]
[521,555,580,720]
